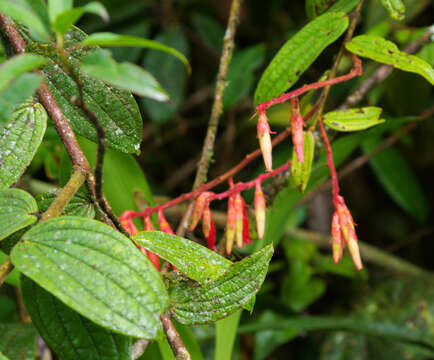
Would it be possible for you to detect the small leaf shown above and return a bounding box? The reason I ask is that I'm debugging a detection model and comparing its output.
[0,100,47,188]
[379,0,405,20]
[0,0,51,41]
[52,3,109,35]
[48,0,72,23]
[80,32,191,73]
[0,189,37,241]
[346,35,434,85]
[36,191,95,218]
[328,0,360,14]
[133,231,232,284]
[29,27,143,153]
[0,351,9,360]
[306,0,336,19]
[0,54,47,91]
[22,276,132,360]
[0,323,37,360]
[362,139,429,222]
[81,49,168,101]
[291,131,315,192]
[11,216,169,339]
[0,73,43,124]
[169,245,273,324]
[323,106,385,132]
[192,14,224,52]
[254,12,348,105]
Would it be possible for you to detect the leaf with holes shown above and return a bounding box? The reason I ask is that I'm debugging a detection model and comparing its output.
[21,276,131,360]
[346,35,434,85]
[0,189,37,242]
[254,12,348,105]
[291,131,315,192]
[133,231,232,284]
[28,27,143,153]
[323,107,385,132]
[169,245,273,324]
[379,0,405,20]
[0,100,47,188]
[11,217,169,339]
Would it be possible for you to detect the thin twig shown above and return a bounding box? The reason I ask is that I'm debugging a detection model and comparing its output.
[160,313,191,360]
[0,258,13,287]
[340,28,433,110]
[177,0,243,235]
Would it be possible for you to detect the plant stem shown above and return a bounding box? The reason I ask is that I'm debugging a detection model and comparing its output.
[177,0,243,235]
[0,258,13,287]
[287,228,432,278]
[160,313,191,360]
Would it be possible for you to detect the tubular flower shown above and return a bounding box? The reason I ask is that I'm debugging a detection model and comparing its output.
[143,216,155,231]
[254,181,266,239]
[207,219,216,251]
[332,195,363,270]
[158,209,174,234]
[202,203,212,238]
[242,202,251,245]
[226,195,236,254]
[234,193,244,249]
[190,192,212,231]
[257,109,273,172]
[290,98,304,163]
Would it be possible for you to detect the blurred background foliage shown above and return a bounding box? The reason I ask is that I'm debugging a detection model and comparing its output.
[1,0,434,359]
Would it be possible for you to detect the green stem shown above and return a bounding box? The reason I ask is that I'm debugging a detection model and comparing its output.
[0,258,13,287]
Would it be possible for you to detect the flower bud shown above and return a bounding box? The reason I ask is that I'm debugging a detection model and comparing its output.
[202,203,212,238]
[158,209,174,234]
[143,216,155,231]
[226,195,236,254]
[257,110,273,172]
[291,98,304,163]
[331,212,343,264]
[207,220,216,251]
[242,203,251,245]
[146,250,161,271]
[234,193,244,249]
[254,182,266,239]
[190,192,212,231]
[121,217,139,236]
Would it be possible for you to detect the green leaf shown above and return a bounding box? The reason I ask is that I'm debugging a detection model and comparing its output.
[328,0,360,14]
[0,54,46,91]
[11,216,169,339]
[133,231,232,284]
[0,100,47,188]
[306,0,337,19]
[379,0,405,20]
[81,49,168,101]
[0,323,37,360]
[215,310,242,360]
[0,250,21,286]
[254,12,349,105]
[362,139,428,222]
[80,32,191,73]
[52,3,109,35]
[36,191,95,218]
[48,0,72,23]
[22,276,132,360]
[192,14,224,52]
[0,0,51,41]
[169,245,273,324]
[291,131,315,192]
[30,27,143,153]
[0,73,43,124]
[346,35,434,85]
[0,351,8,360]
[0,189,37,241]
[323,107,385,132]
[142,26,189,124]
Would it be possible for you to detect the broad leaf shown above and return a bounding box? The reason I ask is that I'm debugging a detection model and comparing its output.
[81,49,168,101]
[254,12,348,105]
[346,35,434,85]
[0,53,46,91]
[291,131,315,192]
[0,0,50,41]
[52,3,109,35]
[0,73,43,124]
[29,27,143,153]
[47,0,72,23]
[22,276,132,360]
[36,191,95,218]
[192,14,224,52]
[0,100,47,188]
[142,26,190,124]
[11,217,169,339]
[0,323,37,360]
[80,32,190,72]
[328,0,360,14]
[379,0,405,20]
[323,107,385,132]
[169,245,273,324]
[133,231,232,284]
[0,189,37,241]
[362,139,428,222]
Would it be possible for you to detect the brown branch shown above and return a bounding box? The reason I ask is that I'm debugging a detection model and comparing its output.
[177,0,243,235]
[340,28,433,110]
[160,313,191,360]
[0,258,13,287]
